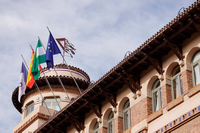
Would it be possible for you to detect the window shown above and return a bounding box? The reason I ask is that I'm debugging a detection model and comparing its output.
[26,102,34,116]
[123,100,130,131]
[192,51,200,86]
[171,65,183,100]
[152,79,162,112]
[93,122,99,133]
[107,111,114,133]
[43,97,61,111]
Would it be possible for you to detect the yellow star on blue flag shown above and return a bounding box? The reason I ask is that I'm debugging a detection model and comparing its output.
[45,32,61,69]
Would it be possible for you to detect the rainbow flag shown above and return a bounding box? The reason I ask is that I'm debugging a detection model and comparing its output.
[26,48,35,88]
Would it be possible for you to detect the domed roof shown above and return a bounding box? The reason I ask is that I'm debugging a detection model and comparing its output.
[12,64,90,113]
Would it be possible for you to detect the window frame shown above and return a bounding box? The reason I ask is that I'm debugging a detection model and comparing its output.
[191,51,200,86]
[171,65,183,100]
[26,102,34,116]
[152,79,162,112]
[93,122,99,133]
[123,100,130,131]
[43,97,61,111]
[107,111,114,133]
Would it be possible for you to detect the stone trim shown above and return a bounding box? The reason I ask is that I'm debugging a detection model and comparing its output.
[187,84,200,98]
[147,108,163,123]
[135,126,148,133]
[166,95,184,111]
[123,127,131,133]
[155,105,200,133]
[14,113,50,133]
[41,64,90,82]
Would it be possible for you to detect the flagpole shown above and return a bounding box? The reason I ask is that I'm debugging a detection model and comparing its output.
[38,37,71,101]
[30,45,61,111]
[21,54,52,117]
[60,52,82,94]
[46,27,82,94]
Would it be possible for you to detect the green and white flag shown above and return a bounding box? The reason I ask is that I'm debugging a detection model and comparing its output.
[32,39,46,80]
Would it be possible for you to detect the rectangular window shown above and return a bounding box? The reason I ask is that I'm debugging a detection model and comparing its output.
[179,75,183,95]
[172,74,183,100]
[123,109,130,131]
[43,97,60,111]
[26,102,34,116]
[153,91,159,111]
[194,64,200,85]
[108,121,114,133]
[108,122,112,133]
[172,78,178,99]
[160,88,162,108]
[124,111,128,130]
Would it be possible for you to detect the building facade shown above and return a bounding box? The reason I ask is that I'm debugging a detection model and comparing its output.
[13,1,200,133]
[12,65,90,133]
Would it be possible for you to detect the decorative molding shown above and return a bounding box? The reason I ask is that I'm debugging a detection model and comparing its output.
[132,90,142,100]
[147,109,163,123]
[187,84,200,98]
[179,60,184,67]
[136,90,141,96]
[117,111,123,118]
[14,113,50,133]
[147,91,152,98]
[156,105,200,133]
[163,78,171,86]
[103,120,108,128]
[60,95,69,100]
[135,126,148,133]
[98,117,102,123]
[41,64,90,82]
[112,107,117,113]
[159,74,164,81]
[34,97,40,103]
[166,95,184,111]
[132,93,137,99]
[123,127,131,133]
[21,106,26,112]
[185,62,192,71]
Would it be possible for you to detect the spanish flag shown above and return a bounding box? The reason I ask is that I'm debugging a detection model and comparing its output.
[26,48,35,88]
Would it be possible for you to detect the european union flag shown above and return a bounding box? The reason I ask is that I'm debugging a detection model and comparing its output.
[45,32,61,69]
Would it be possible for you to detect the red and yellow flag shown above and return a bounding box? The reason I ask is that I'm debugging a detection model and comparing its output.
[26,48,35,88]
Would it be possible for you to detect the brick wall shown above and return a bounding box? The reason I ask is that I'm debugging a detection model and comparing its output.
[161,84,172,107]
[181,70,193,95]
[131,97,151,126]
[114,116,123,133]
[99,126,107,133]
[171,115,200,133]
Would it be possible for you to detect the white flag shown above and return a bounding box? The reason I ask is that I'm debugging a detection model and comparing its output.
[18,62,28,102]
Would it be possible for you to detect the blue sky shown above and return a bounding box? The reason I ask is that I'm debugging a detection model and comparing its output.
[0,0,197,132]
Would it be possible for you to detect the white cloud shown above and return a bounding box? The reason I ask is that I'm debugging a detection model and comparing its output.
[0,0,196,132]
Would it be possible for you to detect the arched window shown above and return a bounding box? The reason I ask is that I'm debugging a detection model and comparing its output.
[171,65,183,100]
[107,111,114,133]
[192,51,200,86]
[123,100,130,131]
[152,79,162,112]
[43,97,61,111]
[26,102,34,116]
[93,122,99,133]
